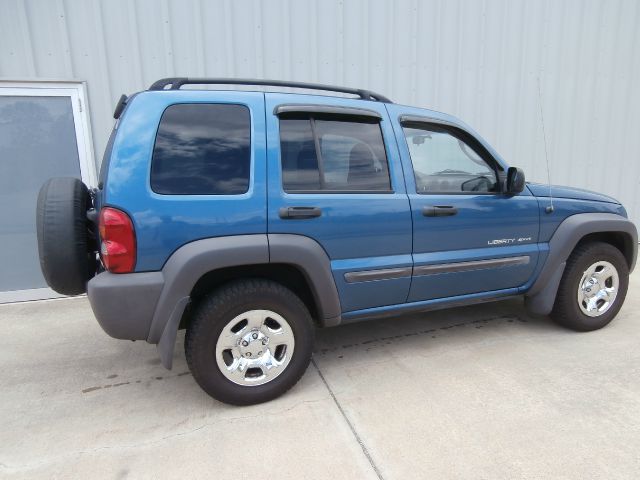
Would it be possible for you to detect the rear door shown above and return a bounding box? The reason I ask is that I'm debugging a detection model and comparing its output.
[387,104,540,302]
[266,94,412,313]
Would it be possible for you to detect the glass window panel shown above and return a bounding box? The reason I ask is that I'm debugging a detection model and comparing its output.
[151,104,251,195]
[0,95,81,291]
[403,126,497,194]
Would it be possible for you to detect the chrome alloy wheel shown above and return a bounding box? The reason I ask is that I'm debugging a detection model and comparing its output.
[215,310,295,386]
[577,261,619,317]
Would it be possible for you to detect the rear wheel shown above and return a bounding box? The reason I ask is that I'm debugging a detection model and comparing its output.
[185,279,315,405]
[551,242,629,331]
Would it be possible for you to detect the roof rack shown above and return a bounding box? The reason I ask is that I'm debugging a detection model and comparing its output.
[148,77,393,103]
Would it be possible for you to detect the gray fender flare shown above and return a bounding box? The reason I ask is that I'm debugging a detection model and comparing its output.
[524,213,637,316]
[151,234,342,369]
[268,234,342,326]
[150,235,269,368]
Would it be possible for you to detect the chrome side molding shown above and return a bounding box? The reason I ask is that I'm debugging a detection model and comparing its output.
[413,256,530,277]
[344,267,412,283]
[344,256,530,283]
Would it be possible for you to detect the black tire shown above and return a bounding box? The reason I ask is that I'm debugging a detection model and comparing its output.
[36,177,96,295]
[185,279,315,405]
[551,241,629,331]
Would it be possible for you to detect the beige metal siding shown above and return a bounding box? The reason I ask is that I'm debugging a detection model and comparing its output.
[2,0,639,222]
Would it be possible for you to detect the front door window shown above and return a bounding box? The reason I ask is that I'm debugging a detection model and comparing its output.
[403,125,498,194]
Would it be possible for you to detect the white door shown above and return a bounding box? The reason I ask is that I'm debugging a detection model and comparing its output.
[0,83,96,303]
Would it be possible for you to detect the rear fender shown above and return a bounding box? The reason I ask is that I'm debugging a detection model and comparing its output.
[149,235,269,368]
[151,234,342,368]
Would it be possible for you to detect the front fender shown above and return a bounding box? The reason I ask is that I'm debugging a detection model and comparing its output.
[524,213,637,316]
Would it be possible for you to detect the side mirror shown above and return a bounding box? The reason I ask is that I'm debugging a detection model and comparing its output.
[506,167,525,194]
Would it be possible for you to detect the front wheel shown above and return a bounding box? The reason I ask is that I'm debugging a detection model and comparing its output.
[551,242,629,332]
[185,279,315,405]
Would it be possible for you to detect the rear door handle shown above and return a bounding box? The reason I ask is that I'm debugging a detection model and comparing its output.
[422,205,458,217]
[279,206,322,219]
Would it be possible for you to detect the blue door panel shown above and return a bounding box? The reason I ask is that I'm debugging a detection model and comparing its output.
[331,254,413,311]
[267,194,412,259]
[335,277,412,312]
[409,243,539,302]
[265,93,413,312]
[411,194,540,254]
[408,193,540,300]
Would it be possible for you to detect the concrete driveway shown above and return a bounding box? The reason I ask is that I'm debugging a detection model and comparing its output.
[2,273,640,479]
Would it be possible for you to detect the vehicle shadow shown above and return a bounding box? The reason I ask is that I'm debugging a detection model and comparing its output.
[313,297,560,362]
[86,298,559,402]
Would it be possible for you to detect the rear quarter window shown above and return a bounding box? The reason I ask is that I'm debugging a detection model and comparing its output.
[150,103,251,195]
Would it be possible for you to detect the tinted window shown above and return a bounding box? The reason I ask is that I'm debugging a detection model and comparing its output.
[151,104,250,195]
[280,119,321,191]
[403,125,498,194]
[280,117,391,192]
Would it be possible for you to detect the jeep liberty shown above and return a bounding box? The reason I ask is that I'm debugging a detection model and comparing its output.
[36,78,637,405]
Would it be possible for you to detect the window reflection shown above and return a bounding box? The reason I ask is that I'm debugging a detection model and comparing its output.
[151,104,251,195]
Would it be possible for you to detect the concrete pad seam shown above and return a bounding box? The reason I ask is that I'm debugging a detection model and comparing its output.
[311,358,384,480]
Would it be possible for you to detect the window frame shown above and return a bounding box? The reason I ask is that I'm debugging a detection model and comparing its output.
[149,102,252,196]
[277,113,394,195]
[400,119,505,196]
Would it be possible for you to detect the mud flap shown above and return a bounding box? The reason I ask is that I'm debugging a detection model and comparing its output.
[156,297,190,369]
[524,262,565,316]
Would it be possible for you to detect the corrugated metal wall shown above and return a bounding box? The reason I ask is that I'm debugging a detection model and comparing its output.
[2,0,640,223]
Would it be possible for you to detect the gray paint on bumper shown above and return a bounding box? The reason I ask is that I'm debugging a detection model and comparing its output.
[87,271,164,340]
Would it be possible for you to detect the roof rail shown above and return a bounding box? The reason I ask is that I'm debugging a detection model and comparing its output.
[148,77,393,103]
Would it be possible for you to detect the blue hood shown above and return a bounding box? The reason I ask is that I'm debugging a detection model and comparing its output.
[527,183,620,204]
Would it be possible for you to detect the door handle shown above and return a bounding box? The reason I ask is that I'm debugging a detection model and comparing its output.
[423,205,458,217]
[279,206,322,219]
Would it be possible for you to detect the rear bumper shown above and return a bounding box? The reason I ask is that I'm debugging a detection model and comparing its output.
[87,271,164,340]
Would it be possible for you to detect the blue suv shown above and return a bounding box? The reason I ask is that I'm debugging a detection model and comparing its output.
[36,78,637,405]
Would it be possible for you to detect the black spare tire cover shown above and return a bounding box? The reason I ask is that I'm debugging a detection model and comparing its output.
[36,177,96,295]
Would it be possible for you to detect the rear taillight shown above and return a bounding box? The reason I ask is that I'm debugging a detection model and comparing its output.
[99,207,136,273]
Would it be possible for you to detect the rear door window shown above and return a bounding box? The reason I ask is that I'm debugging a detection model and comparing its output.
[151,103,251,195]
[279,117,391,192]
